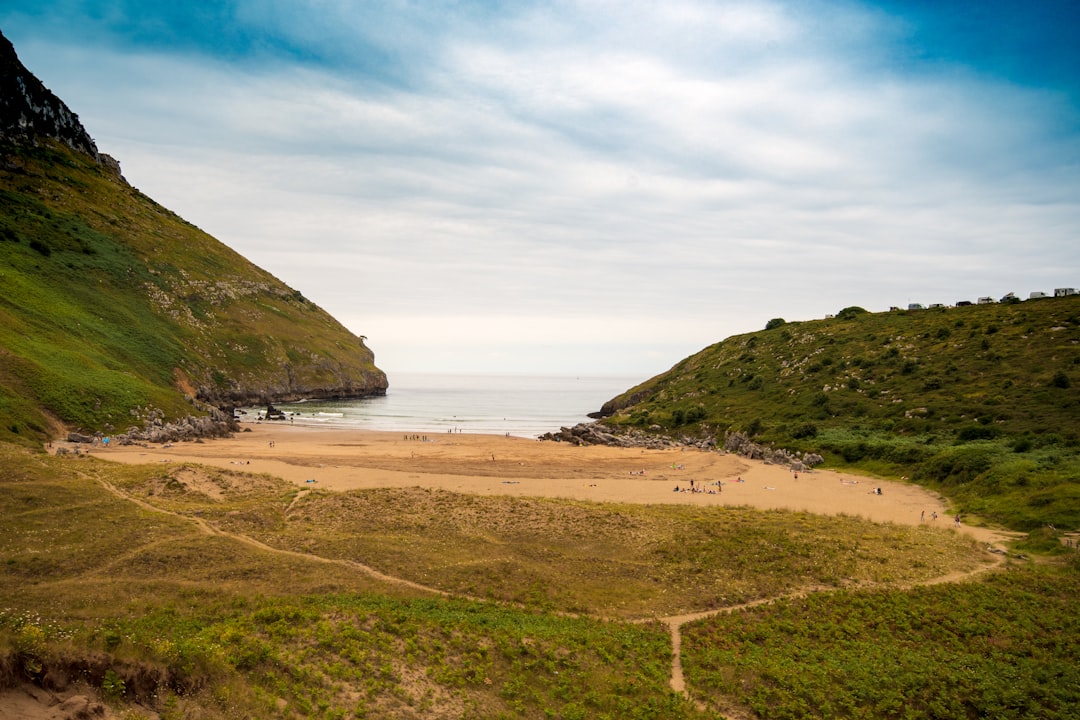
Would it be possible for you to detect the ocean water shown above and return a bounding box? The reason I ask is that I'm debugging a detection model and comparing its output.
[246,373,640,438]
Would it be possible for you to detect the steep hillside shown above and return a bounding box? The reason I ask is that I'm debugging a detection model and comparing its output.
[0,29,385,445]
[598,300,1080,530]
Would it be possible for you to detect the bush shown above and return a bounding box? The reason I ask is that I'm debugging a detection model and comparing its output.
[1051,371,1070,389]
[836,306,868,320]
[1013,527,1068,554]
[765,318,786,330]
[920,445,1001,485]
[957,426,999,442]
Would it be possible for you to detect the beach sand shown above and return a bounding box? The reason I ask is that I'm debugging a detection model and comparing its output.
[92,421,1009,544]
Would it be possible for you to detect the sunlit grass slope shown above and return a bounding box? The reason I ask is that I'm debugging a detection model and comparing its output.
[0,141,385,446]
[682,561,1080,719]
[601,300,1080,530]
[3,443,1075,719]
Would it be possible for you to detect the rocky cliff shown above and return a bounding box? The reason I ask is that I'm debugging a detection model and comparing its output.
[0,30,109,164]
[0,27,386,444]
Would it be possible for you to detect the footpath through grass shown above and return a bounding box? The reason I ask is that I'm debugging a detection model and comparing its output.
[682,560,1080,719]
[106,461,989,618]
[2,444,1076,719]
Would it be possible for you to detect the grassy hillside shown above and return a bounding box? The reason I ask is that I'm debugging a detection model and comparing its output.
[599,300,1080,530]
[5,445,1077,719]
[0,140,385,445]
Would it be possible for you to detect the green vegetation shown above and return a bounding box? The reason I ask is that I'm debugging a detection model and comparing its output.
[107,466,987,619]
[601,300,1080,530]
[0,140,384,446]
[13,444,1069,719]
[682,563,1080,719]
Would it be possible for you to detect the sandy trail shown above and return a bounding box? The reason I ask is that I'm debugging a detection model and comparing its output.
[58,421,1020,712]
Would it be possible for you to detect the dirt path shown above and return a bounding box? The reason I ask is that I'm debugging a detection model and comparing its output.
[79,425,1024,709]
[660,551,1008,710]
[91,473,459,600]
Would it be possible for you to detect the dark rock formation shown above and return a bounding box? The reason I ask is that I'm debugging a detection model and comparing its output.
[589,388,651,419]
[196,367,387,408]
[539,422,715,451]
[0,28,118,175]
[114,405,237,445]
[539,423,825,470]
[722,430,824,469]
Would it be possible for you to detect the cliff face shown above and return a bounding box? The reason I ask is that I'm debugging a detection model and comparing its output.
[0,28,386,443]
[0,30,102,161]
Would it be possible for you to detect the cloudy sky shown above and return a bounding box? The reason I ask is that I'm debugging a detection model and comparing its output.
[3,1,1079,379]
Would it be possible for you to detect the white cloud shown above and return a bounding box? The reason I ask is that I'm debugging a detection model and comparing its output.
[5,1,1078,377]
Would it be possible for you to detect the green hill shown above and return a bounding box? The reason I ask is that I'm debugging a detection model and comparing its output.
[598,300,1080,531]
[0,30,385,446]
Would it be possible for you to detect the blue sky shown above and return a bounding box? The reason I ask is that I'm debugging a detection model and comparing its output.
[3,1,1079,379]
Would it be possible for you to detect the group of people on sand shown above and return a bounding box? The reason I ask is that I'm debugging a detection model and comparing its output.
[920,510,963,527]
[673,478,722,495]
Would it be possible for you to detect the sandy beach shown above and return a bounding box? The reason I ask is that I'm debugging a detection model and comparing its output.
[88,421,1012,545]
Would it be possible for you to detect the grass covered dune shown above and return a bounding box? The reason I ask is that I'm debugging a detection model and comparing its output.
[3,435,1078,719]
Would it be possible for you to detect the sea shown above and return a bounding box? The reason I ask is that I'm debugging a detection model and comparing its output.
[243,373,641,439]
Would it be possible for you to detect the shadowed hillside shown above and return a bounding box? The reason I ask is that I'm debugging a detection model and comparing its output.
[598,300,1080,530]
[0,28,386,445]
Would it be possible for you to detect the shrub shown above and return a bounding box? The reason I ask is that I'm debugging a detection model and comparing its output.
[836,306,868,320]
[1051,371,1070,389]
[765,318,786,330]
[957,426,999,442]
[920,445,1001,485]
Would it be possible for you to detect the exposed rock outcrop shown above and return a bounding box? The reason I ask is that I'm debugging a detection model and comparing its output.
[113,404,237,445]
[196,367,387,408]
[589,388,651,419]
[539,422,715,451]
[0,28,118,176]
[722,430,824,469]
[539,423,825,471]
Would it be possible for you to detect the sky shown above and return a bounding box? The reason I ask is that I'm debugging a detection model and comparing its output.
[2,1,1079,379]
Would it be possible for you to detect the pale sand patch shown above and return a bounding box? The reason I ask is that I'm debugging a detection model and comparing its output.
[92,421,1011,545]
